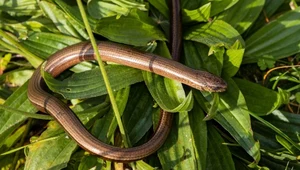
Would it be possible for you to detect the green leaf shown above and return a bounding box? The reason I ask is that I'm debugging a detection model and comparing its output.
[78,155,104,170]
[1,125,26,152]
[234,78,282,116]
[181,0,238,16]
[182,3,211,23]
[218,0,265,34]
[200,0,238,16]
[0,0,42,17]
[245,0,284,36]
[148,0,169,18]
[189,101,207,170]
[195,77,261,162]
[184,20,244,49]
[25,102,109,170]
[44,65,143,99]
[143,42,194,112]
[0,82,37,148]
[250,110,300,152]
[0,17,58,39]
[39,1,88,39]
[21,32,81,59]
[244,7,300,64]
[122,84,156,144]
[183,41,223,76]
[55,0,165,46]
[257,55,276,70]
[93,10,166,46]
[158,112,197,169]
[223,43,244,77]
[91,87,129,144]
[206,124,235,170]
[87,0,147,19]
[5,70,33,87]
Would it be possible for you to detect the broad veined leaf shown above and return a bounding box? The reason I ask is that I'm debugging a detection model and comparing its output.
[0,17,58,39]
[234,78,283,116]
[206,124,235,170]
[143,42,194,112]
[21,32,95,72]
[199,0,238,17]
[122,84,156,144]
[218,0,265,34]
[244,7,300,64]
[184,20,245,49]
[182,3,211,23]
[87,0,147,19]
[54,0,99,27]
[25,101,110,170]
[0,0,42,17]
[43,65,143,99]
[265,110,300,142]
[181,0,238,17]
[93,10,167,46]
[215,78,260,162]
[189,101,207,170]
[183,41,224,76]
[194,78,261,163]
[158,111,197,169]
[183,37,259,161]
[148,0,169,18]
[21,32,81,60]
[0,82,37,148]
[39,1,88,39]
[55,0,166,46]
[223,43,244,77]
[245,0,285,37]
[91,87,130,144]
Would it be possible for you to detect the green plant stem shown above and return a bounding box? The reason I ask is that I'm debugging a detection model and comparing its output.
[0,105,53,120]
[0,29,43,68]
[76,0,130,148]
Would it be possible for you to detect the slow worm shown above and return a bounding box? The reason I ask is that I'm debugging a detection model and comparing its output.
[27,0,227,162]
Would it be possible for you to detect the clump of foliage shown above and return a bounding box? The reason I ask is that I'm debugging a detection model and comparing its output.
[1,0,300,170]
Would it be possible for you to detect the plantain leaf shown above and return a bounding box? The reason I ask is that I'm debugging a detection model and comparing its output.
[87,0,147,19]
[189,100,207,170]
[206,124,235,170]
[44,65,143,99]
[21,32,81,60]
[0,17,58,39]
[184,20,244,49]
[244,7,300,64]
[39,1,88,39]
[122,84,156,144]
[182,3,211,23]
[213,77,261,162]
[200,0,238,17]
[0,0,42,17]
[181,0,238,16]
[0,82,37,149]
[91,87,130,144]
[143,42,193,112]
[148,0,169,18]
[158,111,197,169]
[234,78,283,116]
[93,10,167,46]
[218,0,265,34]
[25,101,110,170]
